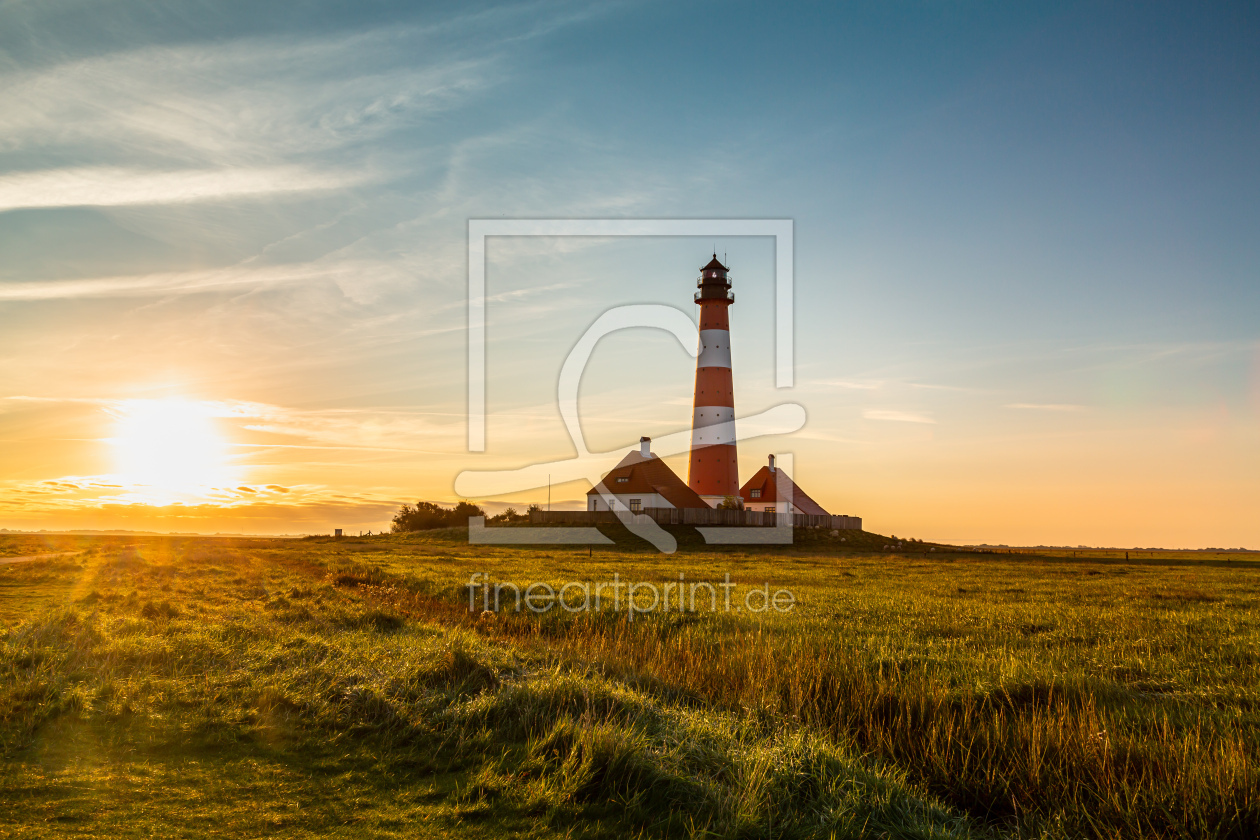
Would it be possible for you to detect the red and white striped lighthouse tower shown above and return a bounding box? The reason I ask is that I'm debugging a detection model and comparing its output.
[688,255,739,506]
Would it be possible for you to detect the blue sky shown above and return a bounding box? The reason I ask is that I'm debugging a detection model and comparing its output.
[0,1,1256,545]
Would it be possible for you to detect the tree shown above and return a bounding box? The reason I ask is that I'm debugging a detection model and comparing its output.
[717,495,742,510]
[391,501,447,532]
[451,501,485,525]
[391,501,486,532]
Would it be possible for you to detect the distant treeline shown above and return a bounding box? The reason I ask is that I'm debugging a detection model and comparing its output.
[390,501,538,532]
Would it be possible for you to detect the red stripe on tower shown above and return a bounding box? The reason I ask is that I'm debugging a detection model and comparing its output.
[688,255,739,506]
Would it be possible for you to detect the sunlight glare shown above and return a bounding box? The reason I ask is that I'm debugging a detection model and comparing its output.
[109,399,235,498]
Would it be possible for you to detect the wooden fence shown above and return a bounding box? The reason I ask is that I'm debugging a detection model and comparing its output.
[529,508,861,530]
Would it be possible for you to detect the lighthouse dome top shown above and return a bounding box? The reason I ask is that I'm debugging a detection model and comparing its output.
[701,255,728,273]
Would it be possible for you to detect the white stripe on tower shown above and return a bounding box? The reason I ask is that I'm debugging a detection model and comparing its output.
[691,406,736,446]
[696,330,732,368]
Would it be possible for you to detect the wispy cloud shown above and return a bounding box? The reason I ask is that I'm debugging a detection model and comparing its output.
[1,395,463,452]
[821,379,885,390]
[484,280,581,304]
[0,165,364,212]
[907,381,984,393]
[0,484,403,534]
[862,409,937,424]
[0,28,496,169]
[179,399,463,453]
[1005,403,1088,411]
[792,428,870,444]
[0,259,405,301]
[813,377,984,394]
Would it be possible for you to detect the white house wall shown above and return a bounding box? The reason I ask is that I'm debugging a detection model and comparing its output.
[588,493,672,511]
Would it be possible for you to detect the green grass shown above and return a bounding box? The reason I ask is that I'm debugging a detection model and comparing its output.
[0,533,89,559]
[1,531,1257,838]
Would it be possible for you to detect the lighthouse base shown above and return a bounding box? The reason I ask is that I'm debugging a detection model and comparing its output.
[698,494,740,509]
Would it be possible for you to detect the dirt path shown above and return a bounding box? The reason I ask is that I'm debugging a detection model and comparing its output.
[0,551,80,566]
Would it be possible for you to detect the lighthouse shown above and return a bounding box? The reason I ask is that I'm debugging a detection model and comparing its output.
[688,255,740,506]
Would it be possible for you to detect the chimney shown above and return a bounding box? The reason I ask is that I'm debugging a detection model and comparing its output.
[768,454,776,473]
[640,436,651,458]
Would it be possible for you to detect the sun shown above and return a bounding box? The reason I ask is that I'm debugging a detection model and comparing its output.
[109,399,235,497]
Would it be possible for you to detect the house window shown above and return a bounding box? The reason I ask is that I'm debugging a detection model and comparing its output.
[629,499,642,512]
[589,498,597,511]
[750,489,761,498]
[764,506,775,514]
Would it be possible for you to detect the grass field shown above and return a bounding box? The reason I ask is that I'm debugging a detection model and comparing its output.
[1,528,1257,838]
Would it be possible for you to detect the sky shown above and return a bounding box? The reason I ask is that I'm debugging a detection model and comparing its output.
[0,0,1256,547]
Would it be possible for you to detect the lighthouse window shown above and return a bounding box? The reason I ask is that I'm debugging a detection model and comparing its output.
[750,489,761,498]
[616,477,629,483]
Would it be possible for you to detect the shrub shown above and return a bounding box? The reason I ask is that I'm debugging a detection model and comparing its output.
[490,506,529,524]
[391,501,486,532]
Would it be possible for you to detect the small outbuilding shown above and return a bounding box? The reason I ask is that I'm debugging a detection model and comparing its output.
[739,455,829,515]
[587,437,711,512]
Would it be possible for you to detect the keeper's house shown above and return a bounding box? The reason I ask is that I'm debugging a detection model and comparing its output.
[739,455,830,515]
[587,437,711,512]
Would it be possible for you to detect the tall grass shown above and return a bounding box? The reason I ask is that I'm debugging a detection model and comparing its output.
[312,532,1260,839]
[508,617,1257,838]
[0,538,987,839]
[4,533,1258,837]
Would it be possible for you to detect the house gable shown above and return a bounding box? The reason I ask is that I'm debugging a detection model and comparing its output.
[738,466,829,515]
[586,449,710,509]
